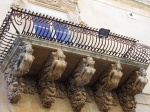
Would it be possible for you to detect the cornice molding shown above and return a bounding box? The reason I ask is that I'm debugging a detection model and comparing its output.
[30,0,78,11]
[133,0,150,6]
[28,0,79,22]
[113,0,150,12]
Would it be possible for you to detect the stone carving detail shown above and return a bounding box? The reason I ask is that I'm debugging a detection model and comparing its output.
[85,87,94,103]
[117,68,148,112]
[13,0,26,8]
[38,49,67,108]
[78,16,88,27]
[68,57,96,111]
[36,0,60,7]
[23,76,38,94]
[55,81,67,99]
[35,0,78,6]
[64,0,78,5]
[5,73,24,103]
[13,43,35,77]
[95,90,113,112]
[68,0,78,5]
[112,91,120,106]
[94,61,123,112]
[4,42,34,103]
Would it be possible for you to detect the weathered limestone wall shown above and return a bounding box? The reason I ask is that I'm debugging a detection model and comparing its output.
[0,0,13,24]
[134,0,150,5]
[78,0,150,46]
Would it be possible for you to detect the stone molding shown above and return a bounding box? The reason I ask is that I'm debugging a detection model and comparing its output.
[29,0,79,22]
[67,57,96,111]
[4,42,35,103]
[111,0,150,12]
[135,93,150,105]
[21,37,149,69]
[117,68,148,112]
[35,0,78,7]
[38,49,67,108]
[36,0,61,7]
[94,61,123,112]
[23,76,38,94]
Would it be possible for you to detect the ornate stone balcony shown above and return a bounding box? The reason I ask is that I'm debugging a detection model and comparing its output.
[0,7,149,65]
[0,7,150,112]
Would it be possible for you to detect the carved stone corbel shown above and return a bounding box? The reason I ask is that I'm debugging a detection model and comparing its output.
[68,57,96,111]
[117,68,148,112]
[94,61,123,112]
[38,49,67,108]
[4,42,35,103]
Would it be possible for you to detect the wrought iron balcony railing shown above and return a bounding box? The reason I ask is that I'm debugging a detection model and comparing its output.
[0,7,150,64]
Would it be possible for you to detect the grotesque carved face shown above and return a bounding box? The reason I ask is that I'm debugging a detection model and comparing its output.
[86,57,95,67]
[56,49,65,59]
[24,42,34,54]
[140,68,147,77]
[115,61,122,71]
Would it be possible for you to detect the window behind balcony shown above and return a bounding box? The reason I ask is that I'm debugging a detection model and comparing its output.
[33,17,70,42]
[30,3,71,42]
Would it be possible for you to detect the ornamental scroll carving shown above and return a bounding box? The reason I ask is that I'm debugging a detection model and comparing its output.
[38,49,67,108]
[35,0,78,7]
[68,57,96,112]
[4,42,35,103]
[94,61,123,112]
[117,68,148,112]
[36,0,60,7]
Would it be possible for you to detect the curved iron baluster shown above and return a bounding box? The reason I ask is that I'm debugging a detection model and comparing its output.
[0,7,149,65]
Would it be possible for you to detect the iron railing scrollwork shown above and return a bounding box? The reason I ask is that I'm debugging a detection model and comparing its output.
[0,6,149,65]
[0,8,19,64]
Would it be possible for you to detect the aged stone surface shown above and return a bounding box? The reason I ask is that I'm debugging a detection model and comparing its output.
[23,76,38,94]
[67,57,96,111]
[132,0,150,6]
[112,91,120,106]
[36,0,60,7]
[117,68,148,112]
[94,61,123,112]
[4,42,35,103]
[85,87,94,103]
[6,75,24,103]
[55,81,67,99]
[38,49,67,108]
[35,0,78,7]
[78,16,88,27]
[68,0,78,5]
